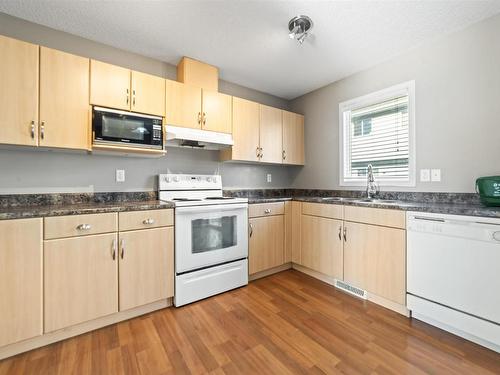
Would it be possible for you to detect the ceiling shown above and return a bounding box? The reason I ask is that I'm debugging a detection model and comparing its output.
[1,1,500,99]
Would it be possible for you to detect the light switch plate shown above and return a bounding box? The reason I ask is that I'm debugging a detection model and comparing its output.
[116,169,125,182]
[431,169,441,182]
[420,169,430,182]
[267,174,272,183]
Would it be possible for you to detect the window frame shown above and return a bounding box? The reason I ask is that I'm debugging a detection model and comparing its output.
[339,80,416,187]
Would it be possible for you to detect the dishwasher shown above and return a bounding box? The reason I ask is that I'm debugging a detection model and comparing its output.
[407,211,500,353]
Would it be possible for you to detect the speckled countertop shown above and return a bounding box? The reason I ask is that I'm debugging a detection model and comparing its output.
[0,196,174,221]
[247,196,500,218]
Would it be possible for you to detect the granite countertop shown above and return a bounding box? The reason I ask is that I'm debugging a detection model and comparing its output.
[0,200,175,220]
[248,196,500,218]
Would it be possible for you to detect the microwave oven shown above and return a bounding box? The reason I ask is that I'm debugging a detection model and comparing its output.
[92,106,163,150]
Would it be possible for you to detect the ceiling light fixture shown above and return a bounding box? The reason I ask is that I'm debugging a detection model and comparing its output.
[288,15,313,45]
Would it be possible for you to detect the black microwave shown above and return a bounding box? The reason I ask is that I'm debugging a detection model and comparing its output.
[92,106,163,150]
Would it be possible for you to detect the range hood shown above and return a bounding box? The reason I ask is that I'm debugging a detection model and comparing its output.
[165,125,233,150]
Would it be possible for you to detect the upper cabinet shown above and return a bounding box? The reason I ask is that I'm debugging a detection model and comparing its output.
[90,60,130,111]
[221,98,305,165]
[283,110,305,165]
[39,47,90,150]
[165,80,232,134]
[177,56,218,91]
[0,35,39,147]
[131,71,165,116]
[90,60,165,116]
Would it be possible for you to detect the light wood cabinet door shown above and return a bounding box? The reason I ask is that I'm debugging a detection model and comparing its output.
[118,227,174,311]
[131,70,165,116]
[228,97,260,162]
[39,47,89,150]
[249,215,284,275]
[202,90,232,133]
[165,79,202,129]
[90,60,131,110]
[282,110,305,165]
[343,222,406,304]
[301,215,343,279]
[291,201,302,264]
[259,105,283,163]
[0,218,42,347]
[0,35,39,146]
[44,233,118,332]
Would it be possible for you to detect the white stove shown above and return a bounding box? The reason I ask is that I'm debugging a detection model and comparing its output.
[158,174,248,307]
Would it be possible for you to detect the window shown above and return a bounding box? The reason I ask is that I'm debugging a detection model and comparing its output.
[339,81,415,186]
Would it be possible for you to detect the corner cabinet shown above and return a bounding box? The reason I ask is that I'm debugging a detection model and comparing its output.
[221,97,305,165]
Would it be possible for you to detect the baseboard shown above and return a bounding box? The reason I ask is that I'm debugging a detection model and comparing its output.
[0,298,172,360]
[292,264,409,316]
[249,263,292,281]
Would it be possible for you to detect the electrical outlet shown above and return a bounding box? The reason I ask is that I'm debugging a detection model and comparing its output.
[267,174,272,183]
[431,169,441,182]
[116,169,125,182]
[420,169,430,182]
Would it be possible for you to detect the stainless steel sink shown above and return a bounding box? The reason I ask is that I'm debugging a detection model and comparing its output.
[355,198,399,204]
[321,197,359,202]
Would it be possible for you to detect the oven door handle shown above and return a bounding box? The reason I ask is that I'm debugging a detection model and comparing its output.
[175,203,248,214]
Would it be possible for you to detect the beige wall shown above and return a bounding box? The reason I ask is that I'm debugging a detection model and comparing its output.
[291,13,500,193]
[0,13,294,193]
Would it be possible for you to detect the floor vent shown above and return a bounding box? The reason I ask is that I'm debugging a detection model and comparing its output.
[335,280,367,299]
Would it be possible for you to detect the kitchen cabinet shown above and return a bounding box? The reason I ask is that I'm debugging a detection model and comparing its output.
[0,218,42,347]
[343,221,406,305]
[177,56,219,91]
[221,97,260,161]
[118,227,173,311]
[291,201,302,264]
[91,60,165,116]
[165,80,202,129]
[282,110,305,165]
[301,214,343,279]
[249,215,284,275]
[39,47,90,150]
[0,35,39,147]
[165,79,231,133]
[202,90,232,133]
[259,104,283,163]
[131,70,165,116]
[44,233,119,332]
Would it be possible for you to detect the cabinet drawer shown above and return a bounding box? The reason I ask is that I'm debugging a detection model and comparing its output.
[119,209,173,231]
[344,206,405,229]
[302,202,343,219]
[249,202,285,218]
[44,213,118,239]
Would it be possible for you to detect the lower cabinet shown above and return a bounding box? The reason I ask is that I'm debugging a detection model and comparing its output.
[343,221,406,305]
[0,218,43,347]
[44,233,119,332]
[118,227,174,311]
[301,214,343,279]
[249,215,284,275]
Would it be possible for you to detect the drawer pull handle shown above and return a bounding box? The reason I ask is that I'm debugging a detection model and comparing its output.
[264,209,271,214]
[249,223,253,237]
[338,225,342,241]
[120,239,125,259]
[343,227,347,242]
[143,218,155,225]
[111,239,117,260]
[76,224,92,231]
[30,120,35,139]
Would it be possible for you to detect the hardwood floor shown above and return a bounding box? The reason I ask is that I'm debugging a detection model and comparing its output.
[1,270,499,374]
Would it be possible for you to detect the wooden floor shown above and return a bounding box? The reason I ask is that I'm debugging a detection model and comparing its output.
[1,270,499,374]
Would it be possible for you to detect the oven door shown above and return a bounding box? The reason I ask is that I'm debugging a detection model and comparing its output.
[175,203,248,273]
[92,106,163,149]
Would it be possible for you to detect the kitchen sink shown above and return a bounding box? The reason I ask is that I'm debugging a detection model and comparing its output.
[355,198,400,204]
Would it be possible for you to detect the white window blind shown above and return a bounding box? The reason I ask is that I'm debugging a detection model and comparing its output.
[340,81,415,186]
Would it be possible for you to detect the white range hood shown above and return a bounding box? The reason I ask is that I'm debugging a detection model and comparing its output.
[165,125,233,150]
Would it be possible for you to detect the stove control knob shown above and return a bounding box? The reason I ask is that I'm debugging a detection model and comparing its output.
[207,177,212,182]
[197,177,201,181]
[165,176,171,183]
[173,176,180,182]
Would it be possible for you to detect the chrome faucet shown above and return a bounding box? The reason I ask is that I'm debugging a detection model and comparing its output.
[366,164,379,199]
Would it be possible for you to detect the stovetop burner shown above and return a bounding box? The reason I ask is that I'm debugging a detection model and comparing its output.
[205,197,234,200]
[173,198,203,202]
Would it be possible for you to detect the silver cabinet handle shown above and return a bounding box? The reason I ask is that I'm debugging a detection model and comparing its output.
[249,223,253,237]
[76,223,91,231]
[256,146,260,158]
[282,150,286,160]
[120,239,125,259]
[202,112,206,126]
[338,225,342,241]
[30,120,35,139]
[143,218,155,225]
[132,89,136,106]
[40,121,45,140]
[198,112,202,124]
[343,227,347,242]
[111,239,117,260]
[126,88,129,105]
[264,209,271,214]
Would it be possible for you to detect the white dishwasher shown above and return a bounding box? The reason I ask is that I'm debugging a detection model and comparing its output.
[407,211,500,353]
